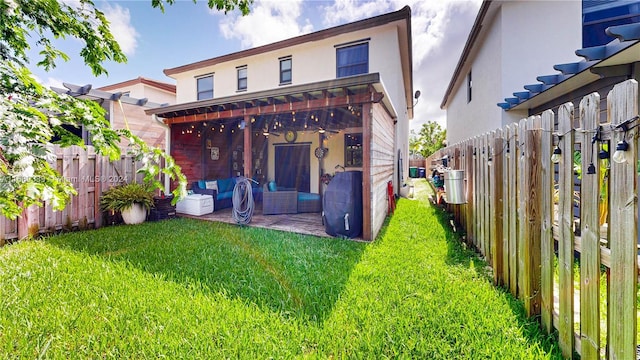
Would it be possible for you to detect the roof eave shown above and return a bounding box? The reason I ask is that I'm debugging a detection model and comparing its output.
[146,73,383,117]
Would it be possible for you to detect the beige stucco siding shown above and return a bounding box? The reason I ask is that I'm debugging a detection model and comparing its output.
[172,21,409,110]
[446,1,581,145]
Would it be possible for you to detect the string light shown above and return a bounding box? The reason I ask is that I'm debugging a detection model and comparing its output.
[612,139,630,163]
[551,145,562,164]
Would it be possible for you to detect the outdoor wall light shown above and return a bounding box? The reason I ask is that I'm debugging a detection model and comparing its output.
[551,145,562,164]
[612,139,630,164]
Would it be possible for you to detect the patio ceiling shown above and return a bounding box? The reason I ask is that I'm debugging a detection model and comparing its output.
[145,73,387,133]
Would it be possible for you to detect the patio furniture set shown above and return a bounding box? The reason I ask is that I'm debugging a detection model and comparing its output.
[185,178,321,216]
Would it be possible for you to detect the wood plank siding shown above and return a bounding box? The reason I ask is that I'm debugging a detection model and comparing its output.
[368,102,395,240]
[111,102,167,149]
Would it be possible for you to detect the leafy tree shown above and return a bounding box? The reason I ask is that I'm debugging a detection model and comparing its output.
[0,0,250,219]
[409,121,447,158]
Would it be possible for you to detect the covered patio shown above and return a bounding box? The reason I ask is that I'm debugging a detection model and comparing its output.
[147,73,394,240]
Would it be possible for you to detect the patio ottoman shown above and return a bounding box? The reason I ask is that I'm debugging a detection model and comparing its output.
[176,194,214,216]
[297,192,321,213]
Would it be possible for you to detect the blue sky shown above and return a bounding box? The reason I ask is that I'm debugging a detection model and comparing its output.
[28,0,482,131]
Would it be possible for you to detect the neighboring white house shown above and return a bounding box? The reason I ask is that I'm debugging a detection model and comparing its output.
[442,0,640,145]
[441,0,582,145]
[146,6,414,241]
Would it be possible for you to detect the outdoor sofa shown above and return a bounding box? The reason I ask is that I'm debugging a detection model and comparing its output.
[191,177,263,211]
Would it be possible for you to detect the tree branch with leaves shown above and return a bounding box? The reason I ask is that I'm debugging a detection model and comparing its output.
[409,121,447,159]
[0,0,249,219]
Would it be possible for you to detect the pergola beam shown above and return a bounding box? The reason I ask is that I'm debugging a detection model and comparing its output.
[164,91,384,125]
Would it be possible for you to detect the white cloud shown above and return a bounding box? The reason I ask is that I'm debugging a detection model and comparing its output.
[321,0,393,26]
[217,0,314,48]
[408,0,482,131]
[32,74,65,90]
[316,0,481,131]
[214,0,480,132]
[101,3,139,56]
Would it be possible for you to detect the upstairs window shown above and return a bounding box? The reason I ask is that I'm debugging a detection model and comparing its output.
[197,75,213,100]
[279,56,292,84]
[237,66,247,91]
[336,42,369,78]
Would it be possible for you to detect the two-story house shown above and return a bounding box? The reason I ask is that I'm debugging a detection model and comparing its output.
[440,0,583,145]
[442,0,640,146]
[146,6,414,241]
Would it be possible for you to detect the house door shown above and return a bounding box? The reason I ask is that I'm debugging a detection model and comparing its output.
[275,144,310,192]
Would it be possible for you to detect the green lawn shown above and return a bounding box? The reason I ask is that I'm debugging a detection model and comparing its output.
[0,179,562,358]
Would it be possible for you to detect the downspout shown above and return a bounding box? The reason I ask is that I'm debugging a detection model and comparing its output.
[153,114,171,195]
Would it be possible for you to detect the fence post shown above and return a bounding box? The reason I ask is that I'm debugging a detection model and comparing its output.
[579,92,601,359]
[607,79,638,360]
[557,102,575,358]
[508,123,519,297]
[93,148,103,229]
[465,142,474,246]
[540,109,555,335]
[502,125,512,289]
[474,136,481,251]
[517,118,527,299]
[478,136,486,256]
[483,133,491,262]
[523,117,542,317]
[491,130,504,286]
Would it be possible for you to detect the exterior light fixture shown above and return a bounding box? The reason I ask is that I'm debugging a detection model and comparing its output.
[587,163,596,174]
[551,145,562,164]
[612,139,630,164]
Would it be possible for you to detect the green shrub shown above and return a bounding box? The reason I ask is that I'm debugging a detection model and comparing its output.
[99,183,154,212]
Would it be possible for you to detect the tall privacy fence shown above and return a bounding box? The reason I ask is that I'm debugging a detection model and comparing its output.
[0,145,148,243]
[427,79,638,359]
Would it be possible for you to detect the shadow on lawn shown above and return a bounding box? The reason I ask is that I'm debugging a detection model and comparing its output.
[428,200,562,357]
[47,217,367,323]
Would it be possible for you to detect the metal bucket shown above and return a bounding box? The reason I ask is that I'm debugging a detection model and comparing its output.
[444,170,466,204]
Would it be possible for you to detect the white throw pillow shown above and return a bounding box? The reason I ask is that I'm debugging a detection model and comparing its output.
[205,180,218,191]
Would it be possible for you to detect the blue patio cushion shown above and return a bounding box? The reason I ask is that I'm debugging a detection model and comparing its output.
[268,181,277,192]
[298,192,320,202]
[218,178,235,193]
[217,191,233,200]
[198,180,206,189]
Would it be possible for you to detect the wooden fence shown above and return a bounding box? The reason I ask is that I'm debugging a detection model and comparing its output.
[0,145,147,242]
[427,79,638,359]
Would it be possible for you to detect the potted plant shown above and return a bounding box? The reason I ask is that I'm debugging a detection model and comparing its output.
[99,183,155,225]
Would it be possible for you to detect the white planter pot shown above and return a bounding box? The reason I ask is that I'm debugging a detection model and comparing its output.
[121,203,147,225]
